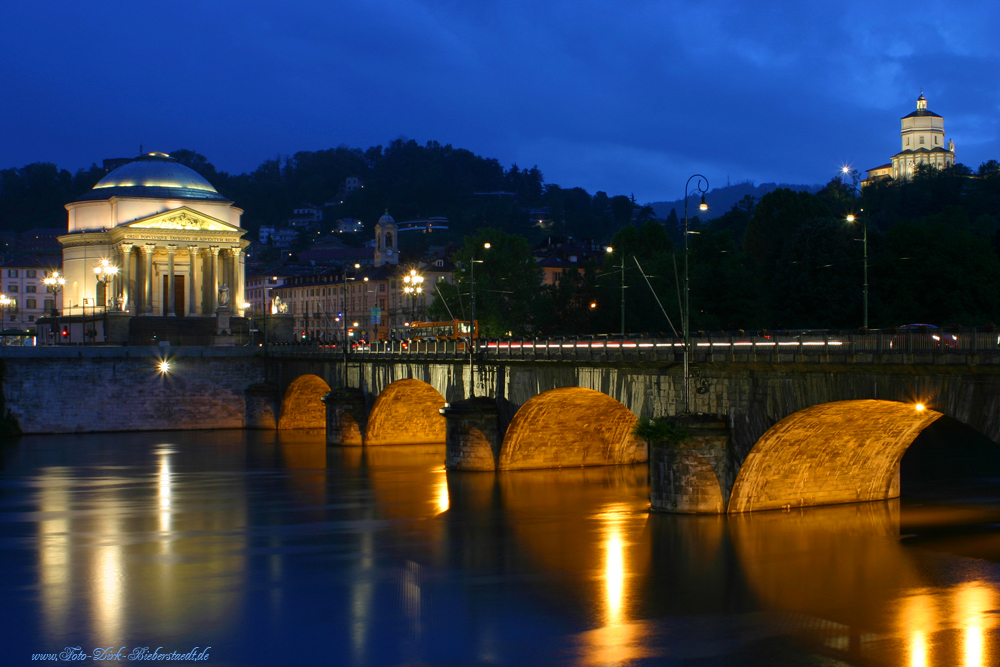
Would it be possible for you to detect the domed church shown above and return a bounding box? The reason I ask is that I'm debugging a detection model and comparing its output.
[59,152,248,321]
[864,93,956,184]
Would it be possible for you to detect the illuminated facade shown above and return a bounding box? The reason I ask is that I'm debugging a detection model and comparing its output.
[58,153,248,317]
[865,94,956,185]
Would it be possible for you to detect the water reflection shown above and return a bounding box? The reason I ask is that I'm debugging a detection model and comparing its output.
[4,431,1000,666]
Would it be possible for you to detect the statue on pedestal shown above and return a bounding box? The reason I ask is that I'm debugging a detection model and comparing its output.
[218,284,230,308]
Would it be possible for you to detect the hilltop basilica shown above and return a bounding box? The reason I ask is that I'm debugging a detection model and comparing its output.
[864,93,956,184]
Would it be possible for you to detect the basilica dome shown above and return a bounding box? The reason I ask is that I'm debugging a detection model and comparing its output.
[76,152,229,202]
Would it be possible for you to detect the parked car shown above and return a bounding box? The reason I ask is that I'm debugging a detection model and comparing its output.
[889,324,959,350]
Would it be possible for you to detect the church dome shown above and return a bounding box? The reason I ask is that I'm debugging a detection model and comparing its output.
[76,152,230,202]
[377,210,396,226]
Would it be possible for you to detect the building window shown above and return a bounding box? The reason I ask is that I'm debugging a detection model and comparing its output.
[26,299,36,309]
[26,270,36,278]
[27,316,34,322]
[7,285,16,292]
[6,270,16,278]
[920,136,925,144]
[26,285,35,293]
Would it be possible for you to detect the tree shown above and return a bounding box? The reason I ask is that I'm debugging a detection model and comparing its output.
[430,228,542,336]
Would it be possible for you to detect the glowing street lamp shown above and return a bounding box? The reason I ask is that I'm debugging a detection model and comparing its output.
[403,269,424,324]
[43,271,66,316]
[93,259,119,303]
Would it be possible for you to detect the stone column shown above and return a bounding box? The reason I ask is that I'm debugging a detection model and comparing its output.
[231,247,244,310]
[187,246,198,316]
[166,244,177,316]
[209,246,220,313]
[120,244,134,312]
[142,244,156,315]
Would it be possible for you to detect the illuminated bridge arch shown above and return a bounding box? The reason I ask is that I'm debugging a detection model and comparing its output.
[278,374,332,430]
[728,399,943,513]
[499,387,646,469]
[366,378,447,445]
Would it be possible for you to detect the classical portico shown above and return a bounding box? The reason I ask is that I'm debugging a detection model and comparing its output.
[57,153,248,318]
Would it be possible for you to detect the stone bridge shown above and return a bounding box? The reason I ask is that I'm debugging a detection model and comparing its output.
[269,348,1000,515]
[6,345,1000,514]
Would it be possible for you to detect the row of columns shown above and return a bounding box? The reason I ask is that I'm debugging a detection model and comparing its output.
[108,243,243,316]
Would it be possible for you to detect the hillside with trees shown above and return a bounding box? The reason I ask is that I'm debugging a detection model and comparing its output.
[4,143,1000,334]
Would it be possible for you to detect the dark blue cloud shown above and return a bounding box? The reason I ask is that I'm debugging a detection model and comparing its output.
[2,1,999,203]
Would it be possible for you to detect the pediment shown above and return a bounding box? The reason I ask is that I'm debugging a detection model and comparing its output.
[125,207,240,232]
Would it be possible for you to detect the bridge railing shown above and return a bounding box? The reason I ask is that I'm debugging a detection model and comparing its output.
[265,328,1000,361]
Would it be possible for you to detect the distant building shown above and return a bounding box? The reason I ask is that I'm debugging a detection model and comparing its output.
[334,218,364,234]
[864,93,956,185]
[0,256,63,326]
[533,237,607,286]
[245,272,288,316]
[19,228,64,254]
[271,210,454,342]
[260,226,298,248]
[343,176,364,194]
[289,204,322,228]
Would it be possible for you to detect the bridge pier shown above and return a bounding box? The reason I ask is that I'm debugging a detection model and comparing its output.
[322,389,367,446]
[245,382,280,429]
[650,415,729,514]
[442,398,501,471]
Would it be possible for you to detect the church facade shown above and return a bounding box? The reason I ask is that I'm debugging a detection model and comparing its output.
[58,152,248,318]
[864,94,956,184]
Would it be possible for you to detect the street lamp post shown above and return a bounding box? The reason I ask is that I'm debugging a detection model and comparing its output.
[846,213,869,329]
[241,302,252,345]
[467,242,491,398]
[0,294,10,353]
[342,268,358,364]
[403,269,424,326]
[43,271,66,345]
[683,174,709,414]
[94,259,118,344]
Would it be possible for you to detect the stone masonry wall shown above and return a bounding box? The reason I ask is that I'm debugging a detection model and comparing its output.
[4,348,267,433]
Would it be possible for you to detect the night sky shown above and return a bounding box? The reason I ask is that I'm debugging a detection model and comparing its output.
[3,1,1000,202]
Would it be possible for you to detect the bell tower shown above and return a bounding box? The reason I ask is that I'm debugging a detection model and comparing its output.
[374,210,398,267]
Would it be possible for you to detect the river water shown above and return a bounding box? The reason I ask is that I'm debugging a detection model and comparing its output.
[1,428,999,666]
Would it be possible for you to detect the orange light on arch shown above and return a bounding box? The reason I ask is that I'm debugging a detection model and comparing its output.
[499,387,645,470]
[365,379,447,446]
[729,399,942,513]
[278,374,332,430]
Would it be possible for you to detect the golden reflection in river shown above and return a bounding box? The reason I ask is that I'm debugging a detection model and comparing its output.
[157,447,172,542]
[433,467,449,515]
[585,499,652,666]
[899,589,938,667]
[38,470,70,639]
[954,580,996,667]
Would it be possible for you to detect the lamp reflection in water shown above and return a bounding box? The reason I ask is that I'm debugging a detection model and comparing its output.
[900,589,937,667]
[955,581,995,667]
[433,466,449,515]
[897,580,997,667]
[576,502,651,667]
[158,447,172,537]
[38,471,71,638]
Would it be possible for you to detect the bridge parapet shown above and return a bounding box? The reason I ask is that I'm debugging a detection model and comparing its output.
[267,328,1000,366]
